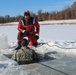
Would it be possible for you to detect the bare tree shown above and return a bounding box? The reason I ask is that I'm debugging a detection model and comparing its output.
[38,10,42,21]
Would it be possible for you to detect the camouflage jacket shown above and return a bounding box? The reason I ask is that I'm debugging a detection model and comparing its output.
[12,46,39,64]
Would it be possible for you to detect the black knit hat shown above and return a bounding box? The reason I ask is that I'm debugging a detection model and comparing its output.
[21,37,29,46]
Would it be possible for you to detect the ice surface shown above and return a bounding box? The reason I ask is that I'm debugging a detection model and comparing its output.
[0,26,17,43]
[0,20,76,75]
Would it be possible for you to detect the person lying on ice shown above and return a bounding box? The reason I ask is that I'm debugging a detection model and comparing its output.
[15,10,40,50]
[12,38,39,65]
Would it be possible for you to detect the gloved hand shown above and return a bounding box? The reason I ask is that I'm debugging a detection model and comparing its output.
[35,34,39,40]
[24,30,31,36]
[22,30,26,33]
[22,30,31,36]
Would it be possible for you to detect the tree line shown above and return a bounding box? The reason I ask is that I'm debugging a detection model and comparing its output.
[0,15,23,23]
[0,2,76,23]
[37,5,76,21]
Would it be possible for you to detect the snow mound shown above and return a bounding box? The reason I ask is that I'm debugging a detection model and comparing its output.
[0,34,8,49]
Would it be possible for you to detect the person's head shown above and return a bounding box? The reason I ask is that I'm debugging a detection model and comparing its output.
[21,37,29,47]
[24,10,30,20]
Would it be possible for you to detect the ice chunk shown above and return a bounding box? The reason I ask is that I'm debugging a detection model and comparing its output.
[0,34,8,49]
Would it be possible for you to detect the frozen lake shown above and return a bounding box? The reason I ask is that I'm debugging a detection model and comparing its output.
[40,25,76,41]
[0,24,76,75]
[0,24,76,42]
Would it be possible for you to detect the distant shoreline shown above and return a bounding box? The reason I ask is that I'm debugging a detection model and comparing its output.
[0,19,76,26]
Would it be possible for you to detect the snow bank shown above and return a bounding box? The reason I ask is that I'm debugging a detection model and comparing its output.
[0,22,18,26]
[39,19,76,25]
[0,19,76,26]
[0,34,8,49]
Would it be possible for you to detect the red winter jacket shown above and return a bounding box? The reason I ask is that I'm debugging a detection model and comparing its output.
[17,17,40,35]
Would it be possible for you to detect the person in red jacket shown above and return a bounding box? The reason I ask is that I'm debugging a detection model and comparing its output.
[15,10,40,50]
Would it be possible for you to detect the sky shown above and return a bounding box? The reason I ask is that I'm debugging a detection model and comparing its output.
[0,0,76,16]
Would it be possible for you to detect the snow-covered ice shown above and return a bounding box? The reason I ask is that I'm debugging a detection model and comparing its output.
[0,20,76,75]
